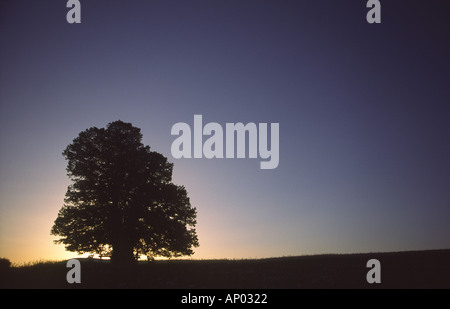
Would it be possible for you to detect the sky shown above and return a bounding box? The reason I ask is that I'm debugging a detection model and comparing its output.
[1,0,449,265]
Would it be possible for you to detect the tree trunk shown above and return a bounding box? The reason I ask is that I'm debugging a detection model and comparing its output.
[110,196,135,265]
[111,235,135,265]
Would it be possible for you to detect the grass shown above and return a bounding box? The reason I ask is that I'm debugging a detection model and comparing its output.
[1,249,449,289]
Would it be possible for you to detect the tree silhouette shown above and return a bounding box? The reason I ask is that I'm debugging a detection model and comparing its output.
[51,120,199,264]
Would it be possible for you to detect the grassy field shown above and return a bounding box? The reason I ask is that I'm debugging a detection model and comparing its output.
[1,249,449,289]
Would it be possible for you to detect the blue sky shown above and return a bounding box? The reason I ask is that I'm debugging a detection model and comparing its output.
[1,0,449,264]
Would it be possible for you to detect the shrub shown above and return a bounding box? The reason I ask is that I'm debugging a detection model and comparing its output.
[0,258,12,270]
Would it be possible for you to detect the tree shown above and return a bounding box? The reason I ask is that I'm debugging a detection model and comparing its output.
[51,120,199,264]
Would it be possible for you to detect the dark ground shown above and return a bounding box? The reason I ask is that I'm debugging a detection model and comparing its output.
[1,249,449,289]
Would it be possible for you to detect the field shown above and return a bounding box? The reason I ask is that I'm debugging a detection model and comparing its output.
[1,249,449,289]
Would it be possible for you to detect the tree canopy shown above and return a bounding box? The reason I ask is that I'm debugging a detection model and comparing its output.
[51,120,199,264]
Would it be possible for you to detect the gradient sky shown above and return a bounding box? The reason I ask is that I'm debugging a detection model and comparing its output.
[1,0,449,265]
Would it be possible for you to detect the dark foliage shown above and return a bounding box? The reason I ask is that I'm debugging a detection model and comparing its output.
[51,121,198,264]
[0,258,11,271]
